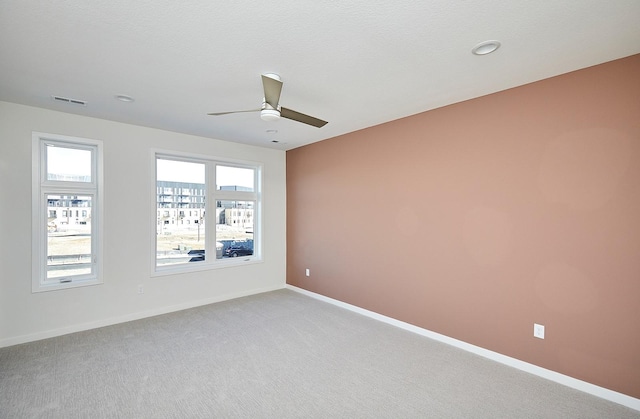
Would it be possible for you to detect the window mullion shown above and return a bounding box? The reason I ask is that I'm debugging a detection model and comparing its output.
[205,161,215,263]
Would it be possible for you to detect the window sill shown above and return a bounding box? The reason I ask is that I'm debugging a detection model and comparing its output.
[32,278,103,293]
[151,257,263,278]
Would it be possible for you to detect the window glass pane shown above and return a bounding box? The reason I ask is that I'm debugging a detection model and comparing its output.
[156,159,206,266]
[216,166,254,192]
[216,200,254,258]
[47,194,92,279]
[47,144,92,182]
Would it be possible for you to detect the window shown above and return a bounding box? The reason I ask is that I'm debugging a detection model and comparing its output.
[32,133,103,292]
[154,152,260,273]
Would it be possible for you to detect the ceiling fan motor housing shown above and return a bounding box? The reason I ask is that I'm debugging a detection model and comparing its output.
[261,108,280,121]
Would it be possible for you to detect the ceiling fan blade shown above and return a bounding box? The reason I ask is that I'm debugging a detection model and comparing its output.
[262,75,283,109]
[280,107,328,128]
[207,109,261,116]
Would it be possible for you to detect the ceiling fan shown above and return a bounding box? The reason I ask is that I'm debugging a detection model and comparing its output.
[208,74,328,128]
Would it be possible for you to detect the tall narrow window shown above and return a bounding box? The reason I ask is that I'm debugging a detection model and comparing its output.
[154,152,261,273]
[32,133,103,292]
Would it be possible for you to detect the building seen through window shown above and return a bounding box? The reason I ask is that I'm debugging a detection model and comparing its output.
[155,157,259,268]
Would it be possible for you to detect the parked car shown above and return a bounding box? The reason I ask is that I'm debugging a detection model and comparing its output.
[188,249,205,262]
[224,245,253,258]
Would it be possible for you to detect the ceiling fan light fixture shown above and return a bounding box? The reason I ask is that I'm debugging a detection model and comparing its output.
[261,108,280,122]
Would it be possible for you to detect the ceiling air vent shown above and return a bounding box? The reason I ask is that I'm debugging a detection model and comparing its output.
[52,95,86,106]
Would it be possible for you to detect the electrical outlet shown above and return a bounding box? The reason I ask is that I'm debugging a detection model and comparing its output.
[138,285,144,294]
[534,323,545,339]
[305,268,310,277]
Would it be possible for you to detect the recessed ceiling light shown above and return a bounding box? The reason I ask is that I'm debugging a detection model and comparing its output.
[115,94,134,102]
[472,40,501,56]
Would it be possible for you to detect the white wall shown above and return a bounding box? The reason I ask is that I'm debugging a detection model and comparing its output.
[0,101,287,347]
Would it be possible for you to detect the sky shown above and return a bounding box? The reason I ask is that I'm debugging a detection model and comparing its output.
[47,145,91,178]
[157,158,254,189]
[47,146,255,189]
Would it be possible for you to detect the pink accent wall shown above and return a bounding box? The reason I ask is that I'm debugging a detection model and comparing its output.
[287,54,640,398]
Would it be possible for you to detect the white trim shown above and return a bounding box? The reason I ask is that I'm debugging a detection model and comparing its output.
[150,257,263,277]
[31,132,104,293]
[0,284,285,349]
[151,149,262,275]
[286,284,640,412]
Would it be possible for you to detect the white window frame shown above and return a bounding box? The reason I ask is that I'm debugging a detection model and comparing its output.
[31,132,103,292]
[152,150,262,276]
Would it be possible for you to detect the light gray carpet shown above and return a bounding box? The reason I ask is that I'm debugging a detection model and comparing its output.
[1,289,638,418]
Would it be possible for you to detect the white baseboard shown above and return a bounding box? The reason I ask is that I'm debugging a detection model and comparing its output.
[286,284,640,412]
[0,284,284,349]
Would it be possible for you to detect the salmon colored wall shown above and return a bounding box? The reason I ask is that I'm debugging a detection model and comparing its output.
[286,54,640,398]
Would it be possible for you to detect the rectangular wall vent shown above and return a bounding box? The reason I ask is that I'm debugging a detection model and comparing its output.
[52,95,86,106]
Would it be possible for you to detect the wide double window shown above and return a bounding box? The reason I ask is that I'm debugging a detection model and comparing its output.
[155,152,261,273]
[32,133,103,292]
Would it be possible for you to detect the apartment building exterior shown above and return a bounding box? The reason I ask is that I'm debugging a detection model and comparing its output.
[46,181,253,234]
[156,182,253,232]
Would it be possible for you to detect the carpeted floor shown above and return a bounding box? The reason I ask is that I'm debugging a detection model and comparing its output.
[1,289,638,418]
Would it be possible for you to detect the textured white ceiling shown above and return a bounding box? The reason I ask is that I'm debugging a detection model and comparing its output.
[1,1,639,150]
